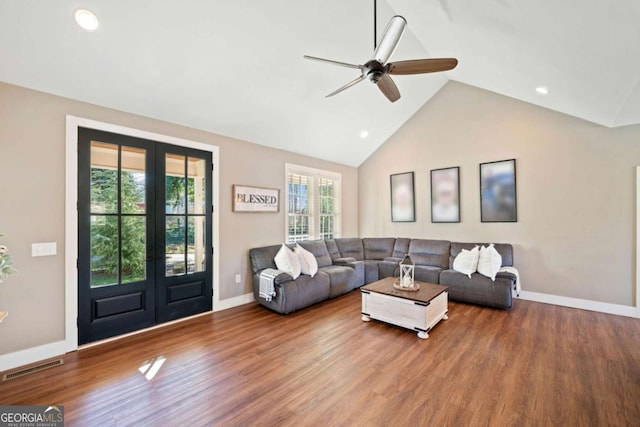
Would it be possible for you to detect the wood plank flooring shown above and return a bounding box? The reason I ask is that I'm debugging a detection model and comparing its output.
[2,291,640,426]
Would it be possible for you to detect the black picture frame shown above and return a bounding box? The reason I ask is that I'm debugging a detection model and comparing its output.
[430,166,460,223]
[390,172,415,222]
[480,159,517,222]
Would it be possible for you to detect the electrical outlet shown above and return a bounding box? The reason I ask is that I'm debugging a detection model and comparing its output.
[32,242,57,257]
[235,274,241,284]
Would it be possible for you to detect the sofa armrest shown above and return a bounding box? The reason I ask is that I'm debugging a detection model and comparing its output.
[274,273,295,285]
[253,271,294,287]
[495,271,517,283]
[334,257,357,265]
[383,257,402,263]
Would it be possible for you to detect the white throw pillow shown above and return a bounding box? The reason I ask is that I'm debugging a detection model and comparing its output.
[274,244,301,279]
[477,244,502,281]
[295,244,318,277]
[452,246,480,278]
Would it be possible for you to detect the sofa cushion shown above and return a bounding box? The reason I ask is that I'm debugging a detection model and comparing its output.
[477,244,502,281]
[449,242,513,269]
[363,238,396,260]
[278,273,331,313]
[318,265,356,298]
[392,238,411,258]
[439,270,513,309]
[414,265,443,284]
[274,244,301,279]
[298,240,333,268]
[334,238,364,260]
[408,239,451,269]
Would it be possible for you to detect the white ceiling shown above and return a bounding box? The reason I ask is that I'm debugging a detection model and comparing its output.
[1,1,639,167]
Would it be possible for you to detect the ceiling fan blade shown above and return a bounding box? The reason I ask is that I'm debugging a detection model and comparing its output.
[304,55,363,70]
[388,58,458,75]
[326,75,366,98]
[373,15,407,65]
[377,73,401,102]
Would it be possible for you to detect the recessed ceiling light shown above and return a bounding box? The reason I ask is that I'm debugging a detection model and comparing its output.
[75,9,99,31]
[535,86,550,95]
[360,130,369,139]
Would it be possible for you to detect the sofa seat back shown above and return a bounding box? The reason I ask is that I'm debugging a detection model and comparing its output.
[249,244,281,275]
[325,239,341,262]
[298,240,334,268]
[334,238,365,261]
[408,239,451,269]
[392,238,411,259]
[449,242,513,268]
[362,238,396,260]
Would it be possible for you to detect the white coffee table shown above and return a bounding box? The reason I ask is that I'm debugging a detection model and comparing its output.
[361,277,449,339]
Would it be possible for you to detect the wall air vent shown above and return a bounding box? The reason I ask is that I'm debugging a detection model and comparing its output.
[2,359,64,381]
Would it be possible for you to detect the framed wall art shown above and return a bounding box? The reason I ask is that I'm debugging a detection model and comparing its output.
[390,172,415,222]
[233,185,280,213]
[479,159,517,222]
[430,166,460,223]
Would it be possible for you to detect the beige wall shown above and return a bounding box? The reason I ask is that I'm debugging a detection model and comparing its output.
[0,82,358,355]
[359,82,640,307]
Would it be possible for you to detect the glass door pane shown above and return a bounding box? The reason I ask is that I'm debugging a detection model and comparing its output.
[164,155,208,277]
[89,141,147,287]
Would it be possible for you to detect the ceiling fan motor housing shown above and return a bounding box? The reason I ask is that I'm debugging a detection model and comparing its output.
[363,60,386,83]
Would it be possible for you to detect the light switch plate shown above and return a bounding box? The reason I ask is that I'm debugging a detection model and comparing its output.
[32,242,57,257]
[235,274,241,284]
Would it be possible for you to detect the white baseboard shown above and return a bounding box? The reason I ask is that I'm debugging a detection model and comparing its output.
[214,292,255,312]
[0,340,66,373]
[516,290,639,318]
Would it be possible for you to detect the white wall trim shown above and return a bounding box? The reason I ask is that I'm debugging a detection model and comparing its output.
[0,341,66,372]
[636,166,640,316]
[65,115,220,353]
[516,291,639,318]
[214,292,255,311]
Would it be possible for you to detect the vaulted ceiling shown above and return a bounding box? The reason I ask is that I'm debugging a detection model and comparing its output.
[1,1,639,166]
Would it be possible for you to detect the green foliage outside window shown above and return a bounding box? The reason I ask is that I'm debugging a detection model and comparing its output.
[90,168,146,285]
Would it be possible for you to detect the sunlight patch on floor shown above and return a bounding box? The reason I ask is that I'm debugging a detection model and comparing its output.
[138,356,166,381]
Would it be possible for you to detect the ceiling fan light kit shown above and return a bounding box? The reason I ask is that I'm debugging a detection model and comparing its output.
[304,4,458,103]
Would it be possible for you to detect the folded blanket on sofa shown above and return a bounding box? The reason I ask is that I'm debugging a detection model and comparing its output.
[259,268,282,301]
[499,266,521,296]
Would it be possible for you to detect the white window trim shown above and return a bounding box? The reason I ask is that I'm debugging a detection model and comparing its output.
[285,163,342,242]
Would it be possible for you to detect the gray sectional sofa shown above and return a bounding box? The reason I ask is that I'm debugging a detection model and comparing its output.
[249,238,516,314]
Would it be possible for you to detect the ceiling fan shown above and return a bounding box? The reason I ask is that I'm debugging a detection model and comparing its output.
[303,4,458,103]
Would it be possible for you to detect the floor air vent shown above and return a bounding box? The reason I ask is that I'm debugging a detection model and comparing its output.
[2,359,64,381]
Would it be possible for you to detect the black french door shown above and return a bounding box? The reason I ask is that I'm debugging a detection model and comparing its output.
[78,128,212,345]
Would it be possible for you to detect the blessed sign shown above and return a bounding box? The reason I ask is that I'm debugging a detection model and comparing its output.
[233,185,280,213]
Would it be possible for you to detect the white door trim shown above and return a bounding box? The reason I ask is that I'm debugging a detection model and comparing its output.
[65,116,220,352]
[636,166,640,317]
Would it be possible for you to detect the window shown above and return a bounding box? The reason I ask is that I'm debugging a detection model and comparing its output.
[285,164,341,243]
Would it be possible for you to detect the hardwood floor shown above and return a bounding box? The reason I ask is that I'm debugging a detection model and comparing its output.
[2,291,640,426]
